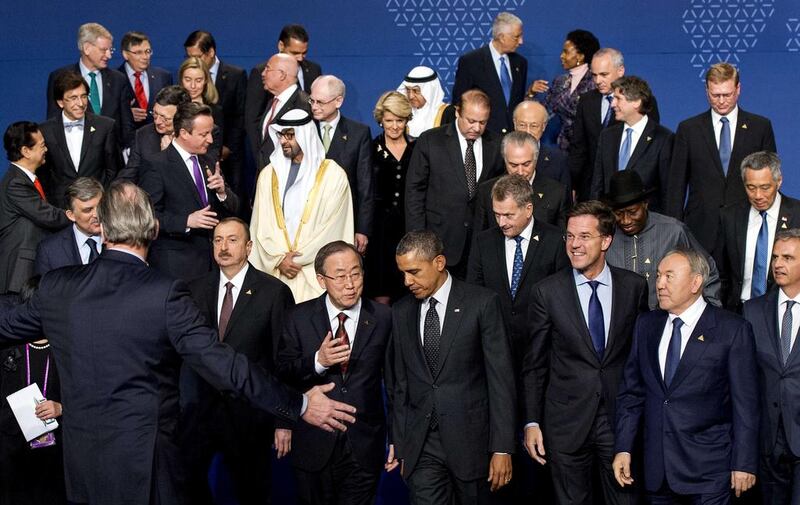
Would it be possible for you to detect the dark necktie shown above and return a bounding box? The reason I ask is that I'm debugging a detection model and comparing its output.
[719,117,731,175]
[33,178,46,201]
[217,281,234,341]
[781,300,795,364]
[263,99,279,140]
[499,56,512,104]
[618,127,634,171]
[587,280,605,360]
[282,162,301,208]
[336,312,350,376]
[464,139,477,198]
[423,298,440,429]
[133,71,147,110]
[85,238,99,263]
[602,95,614,127]
[752,210,769,298]
[664,317,684,386]
[190,155,209,207]
[510,236,524,298]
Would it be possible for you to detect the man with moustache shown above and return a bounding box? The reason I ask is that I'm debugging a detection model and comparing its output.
[513,100,571,187]
[35,177,104,275]
[523,201,648,505]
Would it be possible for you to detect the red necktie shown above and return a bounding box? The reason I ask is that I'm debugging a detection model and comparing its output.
[33,178,47,201]
[262,99,279,139]
[133,71,147,110]
[336,312,350,376]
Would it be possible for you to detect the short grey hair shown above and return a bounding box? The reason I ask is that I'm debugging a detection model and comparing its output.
[77,22,112,52]
[97,181,157,248]
[491,174,534,208]
[396,230,444,261]
[593,47,624,68]
[312,75,346,100]
[663,247,710,287]
[740,151,781,182]
[775,228,800,243]
[492,12,522,39]
[65,177,104,210]
[502,130,540,159]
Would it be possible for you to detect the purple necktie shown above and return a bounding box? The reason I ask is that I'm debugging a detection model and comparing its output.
[190,155,209,206]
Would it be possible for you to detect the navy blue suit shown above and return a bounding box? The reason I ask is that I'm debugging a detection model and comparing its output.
[34,225,82,275]
[615,304,759,496]
[117,63,174,130]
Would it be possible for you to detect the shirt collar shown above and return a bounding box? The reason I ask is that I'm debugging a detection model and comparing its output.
[321,111,341,134]
[274,83,298,104]
[668,294,707,329]
[78,59,97,76]
[124,62,145,79]
[569,63,589,79]
[325,295,362,324]
[220,263,249,291]
[710,105,739,126]
[171,139,194,162]
[624,113,648,132]
[427,271,453,308]
[778,288,800,308]
[209,57,221,80]
[506,218,534,243]
[62,111,84,126]
[11,162,36,182]
[574,261,612,287]
[489,39,504,59]
[750,193,782,218]
[72,224,99,247]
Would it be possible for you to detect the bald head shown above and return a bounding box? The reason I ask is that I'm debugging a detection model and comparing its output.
[513,101,548,140]
[262,53,298,95]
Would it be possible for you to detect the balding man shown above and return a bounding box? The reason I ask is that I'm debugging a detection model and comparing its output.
[247,53,311,172]
[570,48,660,201]
[310,75,374,255]
[513,100,570,187]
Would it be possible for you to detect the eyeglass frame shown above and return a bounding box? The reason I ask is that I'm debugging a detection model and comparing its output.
[319,270,364,285]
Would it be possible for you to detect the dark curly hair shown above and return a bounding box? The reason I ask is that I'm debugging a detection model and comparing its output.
[566,29,600,64]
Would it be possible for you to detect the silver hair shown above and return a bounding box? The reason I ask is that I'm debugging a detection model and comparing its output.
[77,22,112,52]
[593,47,624,68]
[663,247,710,287]
[312,75,346,100]
[97,181,157,248]
[740,151,782,182]
[65,177,104,210]
[491,174,534,208]
[491,12,523,39]
[502,130,540,158]
[775,228,800,242]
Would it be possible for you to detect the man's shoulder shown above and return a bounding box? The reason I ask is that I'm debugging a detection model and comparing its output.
[609,264,648,289]
[533,173,566,193]
[647,211,691,230]
[738,108,772,127]
[149,66,173,80]
[219,60,246,77]
[86,113,116,131]
[340,116,371,137]
[676,110,710,131]
[361,297,393,323]
[478,175,501,193]
[38,224,73,247]
[459,45,490,63]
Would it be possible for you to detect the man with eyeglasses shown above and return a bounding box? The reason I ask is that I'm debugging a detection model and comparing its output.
[39,71,122,210]
[309,75,374,256]
[275,240,392,505]
[249,109,353,303]
[118,31,173,130]
[46,22,135,149]
[513,100,570,187]
[522,200,648,505]
[473,131,569,233]
[666,62,777,254]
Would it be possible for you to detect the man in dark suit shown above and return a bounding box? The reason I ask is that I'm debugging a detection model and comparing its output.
[406,89,504,278]
[513,100,571,187]
[590,76,673,212]
[522,201,648,505]
[139,102,239,281]
[452,12,527,134]
[35,177,103,275]
[39,71,121,209]
[474,131,569,232]
[46,22,135,148]
[276,241,392,505]
[666,62,777,253]
[388,230,516,504]
[246,24,323,132]
[614,248,759,504]
[0,122,70,294]
[716,151,800,312]
[743,230,800,504]
[184,30,248,194]
[118,31,173,131]
[183,217,294,505]
[467,174,567,504]
[569,48,661,202]
[118,85,191,183]
[0,180,356,505]
[246,53,312,172]
[310,75,374,255]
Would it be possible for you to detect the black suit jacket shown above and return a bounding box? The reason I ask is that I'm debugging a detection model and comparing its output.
[590,119,674,211]
[523,266,648,453]
[245,59,322,131]
[34,224,82,275]
[0,165,70,293]
[248,86,312,171]
[0,250,303,505]
[38,112,122,209]
[538,145,571,188]
[324,116,374,236]
[116,63,173,129]
[452,45,527,134]
[467,222,569,366]
[213,60,247,154]
[139,145,239,281]
[569,89,661,200]
[666,108,777,252]
[46,64,136,148]
[390,278,516,480]
[276,295,392,472]
[743,289,800,458]
[405,123,504,264]
[473,173,569,233]
[714,194,800,311]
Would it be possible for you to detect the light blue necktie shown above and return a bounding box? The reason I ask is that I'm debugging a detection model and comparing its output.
[602,95,614,127]
[587,280,605,361]
[751,210,769,298]
[618,127,633,171]
[719,117,731,175]
[510,236,524,298]
[64,120,84,132]
[664,318,684,386]
[88,72,101,114]
[499,56,512,104]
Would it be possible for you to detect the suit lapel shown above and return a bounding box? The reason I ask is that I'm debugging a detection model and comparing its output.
[760,290,783,368]
[626,119,656,169]
[435,279,466,379]
[492,229,512,294]
[100,68,113,115]
[223,268,257,341]
[206,271,221,328]
[62,227,82,265]
[215,62,228,96]
[729,110,751,170]
[445,125,469,195]
[778,196,794,232]
[668,305,715,392]
[327,117,348,160]
[52,117,77,173]
[647,311,669,393]
[77,114,95,172]
[733,204,750,285]
[561,270,600,360]
[517,222,542,289]
[406,299,433,381]
[168,146,203,207]
[345,300,377,382]
[604,269,625,362]
[479,133,499,184]
[607,126,623,177]
[700,111,725,176]
[480,46,504,97]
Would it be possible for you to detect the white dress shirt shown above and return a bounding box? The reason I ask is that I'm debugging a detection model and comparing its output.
[315,296,362,374]
[209,56,221,85]
[574,263,613,343]
[171,139,209,203]
[320,111,342,145]
[72,224,101,265]
[777,288,800,352]
[620,114,649,160]
[455,126,484,181]
[62,112,84,171]
[419,272,453,344]
[79,59,103,107]
[658,295,708,377]
[261,84,298,137]
[488,40,512,86]
[711,106,739,150]
[741,193,781,301]
[600,93,613,123]
[505,218,534,285]
[124,62,150,103]
[217,263,249,321]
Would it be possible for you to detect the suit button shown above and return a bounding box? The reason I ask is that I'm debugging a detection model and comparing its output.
[396,174,402,179]
[511,310,517,316]
[341,387,348,393]
[397,165,402,170]
[394,192,400,197]
[501,128,507,134]
[433,384,439,389]
[663,400,669,405]
[595,392,600,398]
[392,201,398,206]
[773,402,779,408]
[464,222,469,227]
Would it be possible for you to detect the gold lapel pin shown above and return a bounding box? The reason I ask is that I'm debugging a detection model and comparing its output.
[533,235,540,241]
[741,124,748,129]
[644,258,651,264]
[538,193,544,198]
[698,335,704,342]
[646,136,652,142]
[246,289,252,295]
[90,126,96,132]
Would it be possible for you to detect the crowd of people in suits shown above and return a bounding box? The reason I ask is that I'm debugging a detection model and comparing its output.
[0,10,798,505]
